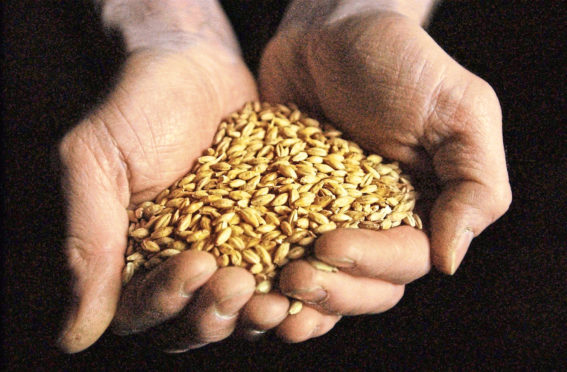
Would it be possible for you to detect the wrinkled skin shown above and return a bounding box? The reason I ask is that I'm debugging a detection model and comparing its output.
[58,42,261,352]
[58,6,510,353]
[259,10,511,339]
[260,10,511,273]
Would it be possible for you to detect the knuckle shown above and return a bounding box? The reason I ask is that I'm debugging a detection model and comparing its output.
[474,78,502,124]
[475,77,499,105]
[474,180,512,225]
[313,14,410,81]
[459,77,501,130]
[429,74,501,140]
[58,132,73,164]
[58,128,85,169]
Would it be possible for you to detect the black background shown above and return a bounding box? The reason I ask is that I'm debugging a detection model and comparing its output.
[4,0,566,370]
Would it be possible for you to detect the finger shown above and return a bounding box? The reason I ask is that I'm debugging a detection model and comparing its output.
[57,124,130,353]
[426,76,512,274]
[314,227,431,284]
[238,292,290,336]
[279,260,404,316]
[275,305,341,343]
[152,266,255,351]
[112,250,217,334]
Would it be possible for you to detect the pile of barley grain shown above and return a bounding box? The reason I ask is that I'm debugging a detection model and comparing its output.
[123,102,421,313]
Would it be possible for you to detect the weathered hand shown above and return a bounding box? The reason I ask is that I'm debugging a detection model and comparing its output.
[238,227,430,343]
[256,1,511,340]
[57,1,261,352]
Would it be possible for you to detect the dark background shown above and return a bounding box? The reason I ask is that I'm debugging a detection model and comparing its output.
[4,0,566,370]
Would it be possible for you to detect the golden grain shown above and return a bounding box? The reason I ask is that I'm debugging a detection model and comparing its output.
[255,280,272,294]
[288,300,303,315]
[123,102,421,302]
[307,257,338,272]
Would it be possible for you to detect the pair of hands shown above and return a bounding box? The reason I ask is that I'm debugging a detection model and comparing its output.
[57,1,511,353]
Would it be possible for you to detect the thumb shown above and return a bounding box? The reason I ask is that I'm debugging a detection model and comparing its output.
[427,77,512,274]
[57,121,129,353]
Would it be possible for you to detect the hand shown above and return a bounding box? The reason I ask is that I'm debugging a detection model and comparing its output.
[257,1,512,339]
[57,0,263,353]
[235,229,429,344]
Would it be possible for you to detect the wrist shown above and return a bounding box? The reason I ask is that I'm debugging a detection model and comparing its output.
[99,0,240,53]
[280,0,437,30]
[375,0,439,25]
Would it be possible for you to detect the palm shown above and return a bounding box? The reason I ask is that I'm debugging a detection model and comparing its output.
[104,48,257,205]
[58,45,257,352]
[261,13,463,173]
[260,11,510,275]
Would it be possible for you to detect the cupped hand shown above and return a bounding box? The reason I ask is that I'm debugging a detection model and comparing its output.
[57,39,260,352]
[271,227,430,342]
[257,6,511,340]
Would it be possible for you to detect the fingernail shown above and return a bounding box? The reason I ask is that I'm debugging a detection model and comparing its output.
[112,329,130,336]
[449,229,474,275]
[163,343,208,353]
[163,348,190,354]
[318,256,355,268]
[112,327,143,336]
[181,271,213,298]
[241,328,267,341]
[286,287,328,304]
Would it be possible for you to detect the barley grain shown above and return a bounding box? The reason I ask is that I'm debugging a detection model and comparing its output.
[124,102,421,303]
[288,300,303,315]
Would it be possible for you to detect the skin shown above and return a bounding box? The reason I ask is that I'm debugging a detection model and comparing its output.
[57,0,511,353]
[258,0,511,339]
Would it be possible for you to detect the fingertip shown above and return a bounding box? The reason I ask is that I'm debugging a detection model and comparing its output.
[144,266,256,350]
[314,227,430,283]
[57,323,101,354]
[278,260,318,296]
[276,310,319,343]
[430,184,487,274]
[57,310,81,354]
[176,249,218,270]
[170,250,218,295]
[205,267,256,318]
[113,250,219,334]
[314,229,359,263]
[57,292,118,354]
[143,249,218,294]
[58,250,124,353]
[57,333,82,354]
[209,266,256,296]
[275,306,341,343]
[241,293,290,330]
[450,229,474,274]
[433,228,474,275]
